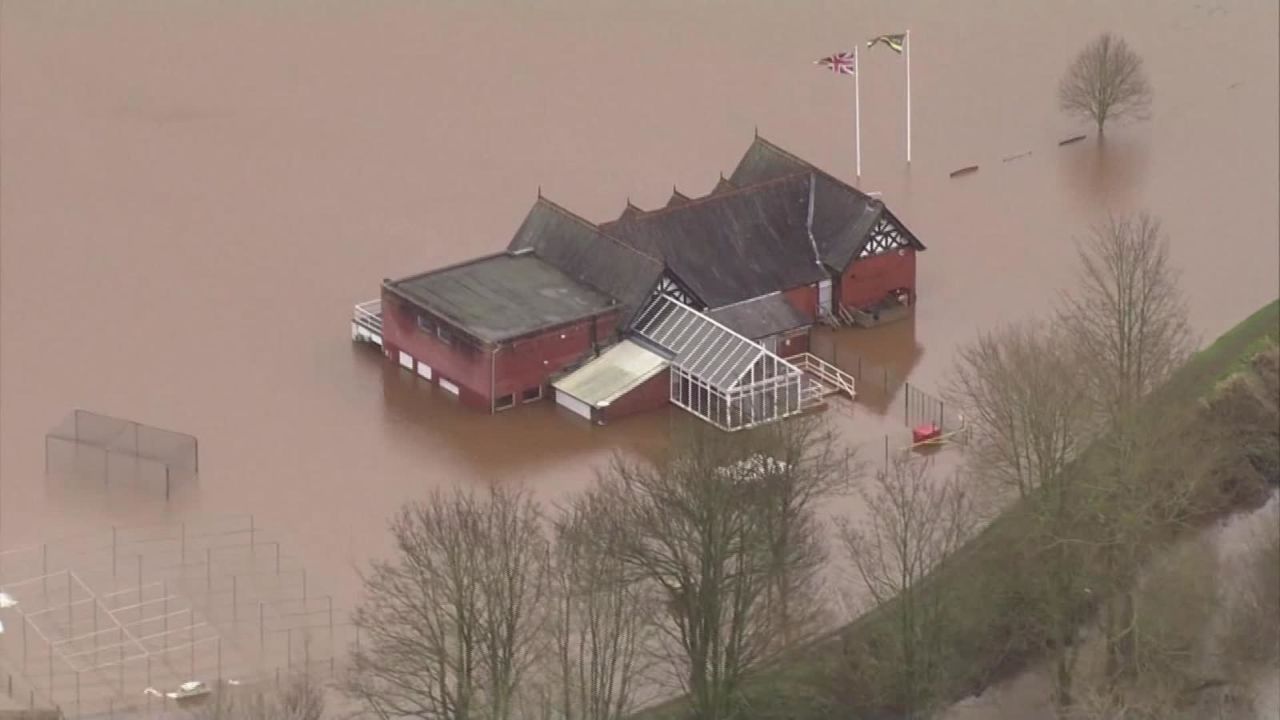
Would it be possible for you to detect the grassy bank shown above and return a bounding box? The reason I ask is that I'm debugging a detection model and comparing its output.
[639,299,1279,719]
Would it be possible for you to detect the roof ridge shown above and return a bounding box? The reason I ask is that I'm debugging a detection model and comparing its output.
[533,196,664,265]
[708,290,782,311]
[605,172,812,225]
[386,250,511,285]
[741,135,872,200]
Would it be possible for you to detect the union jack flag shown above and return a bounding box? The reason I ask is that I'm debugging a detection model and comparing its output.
[813,51,856,76]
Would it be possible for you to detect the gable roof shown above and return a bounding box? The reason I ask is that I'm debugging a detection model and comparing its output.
[600,174,829,308]
[617,200,645,222]
[711,174,737,195]
[707,292,811,340]
[730,136,925,270]
[507,197,663,322]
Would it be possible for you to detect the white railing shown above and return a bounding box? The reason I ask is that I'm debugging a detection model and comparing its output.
[353,300,382,332]
[790,353,856,399]
[352,300,383,346]
[800,381,827,409]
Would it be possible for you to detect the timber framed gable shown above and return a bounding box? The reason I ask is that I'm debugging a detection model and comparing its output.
[854,210,922,261]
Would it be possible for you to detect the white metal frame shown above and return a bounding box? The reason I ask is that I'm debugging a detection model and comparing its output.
[633,295,805,431]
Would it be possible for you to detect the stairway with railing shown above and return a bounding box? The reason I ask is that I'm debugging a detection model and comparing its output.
[789,352,856,400]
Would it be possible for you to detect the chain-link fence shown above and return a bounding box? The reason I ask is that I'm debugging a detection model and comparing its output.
[0,516,354,719]
[45,411,199,501]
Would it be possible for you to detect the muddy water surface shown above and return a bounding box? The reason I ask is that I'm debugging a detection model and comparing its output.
[2,0,1276,614]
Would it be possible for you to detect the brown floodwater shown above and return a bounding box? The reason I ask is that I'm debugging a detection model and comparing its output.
[2,0,1276,616]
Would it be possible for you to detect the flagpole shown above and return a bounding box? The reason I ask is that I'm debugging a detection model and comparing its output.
[905,29,912,163]
[854,45,862,183]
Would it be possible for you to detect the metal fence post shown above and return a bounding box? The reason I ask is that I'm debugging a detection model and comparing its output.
[163,579,169,652]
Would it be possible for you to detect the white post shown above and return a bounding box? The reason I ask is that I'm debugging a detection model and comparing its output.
[905,29,912,163]
[854,45,862,183]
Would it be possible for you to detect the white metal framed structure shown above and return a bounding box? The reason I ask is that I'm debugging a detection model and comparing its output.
[631,295,804,431]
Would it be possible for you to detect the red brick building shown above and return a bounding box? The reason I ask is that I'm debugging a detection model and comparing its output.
[368,134,925,423]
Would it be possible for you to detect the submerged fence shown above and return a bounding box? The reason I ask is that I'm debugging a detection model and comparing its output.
[810,345,966,439]
[45,410,199,501]
[0,516,354,718]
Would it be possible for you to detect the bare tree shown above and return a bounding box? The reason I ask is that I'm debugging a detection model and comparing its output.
[946,321,1093,501]
[945,322,1094,711]
[749,416,856,648]
[1059,33,1152,135]
[344,485,550,720]
[1060,213,1194,429]
[1059,212,1197,696]
[195,674,325,720]
[546,489,659,720]
[597,421,837,720]
[840,454,977,718]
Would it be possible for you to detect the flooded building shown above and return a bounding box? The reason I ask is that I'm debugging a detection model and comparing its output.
[355,135,925,428]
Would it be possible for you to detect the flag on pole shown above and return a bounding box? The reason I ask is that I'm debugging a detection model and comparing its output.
[813,51,857,75]
[867,33,906,54]
[813,49,862,180]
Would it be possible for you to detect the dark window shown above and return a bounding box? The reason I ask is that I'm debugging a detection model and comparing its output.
[495,394,516,411]
[417,315,434,333]
[436,326,453,346]
[522,386,543,403]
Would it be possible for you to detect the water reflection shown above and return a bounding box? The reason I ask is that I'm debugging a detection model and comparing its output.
[1057,130,1151,212]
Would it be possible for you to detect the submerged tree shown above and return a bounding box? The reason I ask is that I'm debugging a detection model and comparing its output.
[1059,33,1152,135]
[344,485,550,720]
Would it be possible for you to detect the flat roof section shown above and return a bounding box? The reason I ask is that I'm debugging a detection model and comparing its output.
[389,253,618,343]
[553,339,670,408]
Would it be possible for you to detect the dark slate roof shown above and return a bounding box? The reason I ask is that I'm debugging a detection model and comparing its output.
[708,293,812,340]
[730,136,925,270]
[666,188,691,207]
[507,198,663,321]
[711,175,737,195]
[617,200,645,222]
[600,174,829,308]
[387,253,617,343]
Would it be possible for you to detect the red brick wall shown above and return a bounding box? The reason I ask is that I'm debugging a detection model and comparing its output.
[841,249,917,309]
[381,289,493,410]
[778,328,810,357]
[782,285,819,321]
[600,368,671,422]
[493,312,621,402]
[382,289,621,412]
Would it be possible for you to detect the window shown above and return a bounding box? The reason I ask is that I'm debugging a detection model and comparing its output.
[417,315,434,333]
[522,386,543,403]
[495,394,516,411]
[436,326,453,346]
